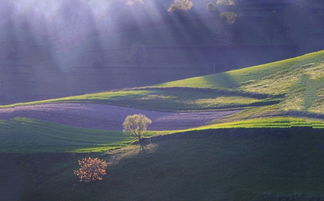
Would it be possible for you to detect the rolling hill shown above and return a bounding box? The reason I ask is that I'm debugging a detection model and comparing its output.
[1,2,324,200]
[3,50,323,118]
[0,50,323,153]
[1,50,324,201]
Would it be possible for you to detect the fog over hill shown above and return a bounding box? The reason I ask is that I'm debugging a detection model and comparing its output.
[0,0,324,104]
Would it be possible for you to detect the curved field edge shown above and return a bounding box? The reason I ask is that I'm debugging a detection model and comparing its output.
[155,117,324,135]
[1,117,323,153]
[0,88,280,112]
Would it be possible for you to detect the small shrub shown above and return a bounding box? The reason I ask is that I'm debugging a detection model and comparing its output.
[220,11,238,24]
[207,2,217,11]
[74,157,108,182]
[168,0,193,12]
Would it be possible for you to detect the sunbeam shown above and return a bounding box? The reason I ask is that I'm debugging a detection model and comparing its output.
[0,1,324,200]
[0,0,323,104]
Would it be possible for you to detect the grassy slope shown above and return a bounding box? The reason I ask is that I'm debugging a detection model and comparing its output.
[1,50,323,118]
[156,50,324,119]
[0,51,323,153]
[0,118,136,153]
[0,117,323,153]
[17,128,324,201]
[0,88,277,112]
[157,51,324,93]
[182,117,324,131]
[1,51,323,201]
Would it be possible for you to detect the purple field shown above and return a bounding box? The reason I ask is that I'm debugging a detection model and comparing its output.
[0,103,239,130]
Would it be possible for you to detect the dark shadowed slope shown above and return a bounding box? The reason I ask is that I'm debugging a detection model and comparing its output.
[18,128,324,201]
[0,155,24,201]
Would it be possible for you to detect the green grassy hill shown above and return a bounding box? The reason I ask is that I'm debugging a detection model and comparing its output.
[1,51,324,201]
[0,50,323,153]
[3,50,323,120]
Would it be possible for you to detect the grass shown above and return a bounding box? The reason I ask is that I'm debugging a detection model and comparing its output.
[157,50,324,94]
[0,88,278,112]
[1,50,323,122]
[0,49,323,154]
[153,50,324,118]
[10,127,324,201]
[204,117,324,129]
[0,51,323,201]
[0,50,323,153]
[151,117,324,136]
[0,90,152,109]
[1,117,323,153]
[0,117,140,153]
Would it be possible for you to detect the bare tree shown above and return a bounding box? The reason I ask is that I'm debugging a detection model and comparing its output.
[123,114,152,142]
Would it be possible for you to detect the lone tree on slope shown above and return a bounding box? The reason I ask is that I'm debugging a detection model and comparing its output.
[123,114,152,143]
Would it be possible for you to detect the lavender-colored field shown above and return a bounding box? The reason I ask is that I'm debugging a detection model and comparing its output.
[0,103,239,130]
